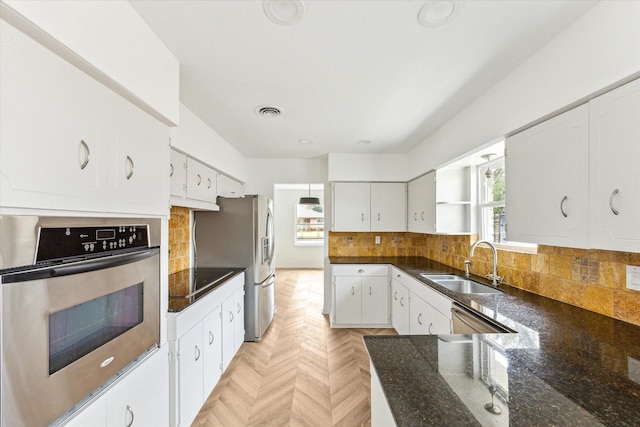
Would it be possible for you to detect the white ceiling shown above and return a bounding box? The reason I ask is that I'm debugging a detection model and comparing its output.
[130,0,596,159]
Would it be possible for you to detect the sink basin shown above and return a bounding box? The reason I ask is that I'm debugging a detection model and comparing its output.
[420,274,502,294]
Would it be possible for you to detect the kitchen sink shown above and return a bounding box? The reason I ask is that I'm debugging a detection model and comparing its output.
[420,274,502,294]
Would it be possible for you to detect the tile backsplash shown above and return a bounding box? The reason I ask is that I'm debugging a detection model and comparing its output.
[328,232,640,327]
[169,206,191,274]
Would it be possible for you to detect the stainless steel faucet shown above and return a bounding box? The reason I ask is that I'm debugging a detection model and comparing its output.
[465,239,503,286]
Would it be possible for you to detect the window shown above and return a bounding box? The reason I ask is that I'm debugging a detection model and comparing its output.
[295,203,324,245]
[478,155,537,253]
[478,156,506,244]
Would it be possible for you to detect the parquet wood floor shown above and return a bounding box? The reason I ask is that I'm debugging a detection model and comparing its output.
[192,269,397,427]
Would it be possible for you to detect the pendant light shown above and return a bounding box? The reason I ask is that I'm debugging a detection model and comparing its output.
[299,184,320,205]
[481,153,496,180]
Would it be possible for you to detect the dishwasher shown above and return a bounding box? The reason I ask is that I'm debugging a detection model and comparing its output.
[450,303,512,334]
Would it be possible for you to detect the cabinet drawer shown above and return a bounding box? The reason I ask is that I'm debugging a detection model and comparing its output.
[411,281,452,318]
[390,268,413,286]
[332,264,389,276]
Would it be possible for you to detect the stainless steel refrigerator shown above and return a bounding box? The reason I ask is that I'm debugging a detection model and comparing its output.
[194,195,275,342]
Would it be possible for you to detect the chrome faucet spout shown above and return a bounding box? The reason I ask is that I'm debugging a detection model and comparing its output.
[467,240,502,286]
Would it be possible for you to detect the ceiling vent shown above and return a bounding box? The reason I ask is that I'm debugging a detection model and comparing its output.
[256,105,283,117]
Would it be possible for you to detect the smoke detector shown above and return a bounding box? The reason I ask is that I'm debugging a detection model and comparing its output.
[255,105,283,117]
[263,0,305,25]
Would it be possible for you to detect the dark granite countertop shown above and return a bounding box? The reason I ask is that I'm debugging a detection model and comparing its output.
[331,256,640,426]
[168,267,245,312]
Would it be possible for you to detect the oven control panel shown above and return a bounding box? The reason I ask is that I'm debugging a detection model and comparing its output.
[36,225,150,262]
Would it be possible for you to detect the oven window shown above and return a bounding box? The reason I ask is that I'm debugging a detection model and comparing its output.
[49,283,143,375]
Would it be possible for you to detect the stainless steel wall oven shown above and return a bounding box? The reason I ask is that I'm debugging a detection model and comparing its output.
[0,216,161,427]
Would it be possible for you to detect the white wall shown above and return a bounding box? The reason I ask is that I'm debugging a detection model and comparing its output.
[1,0,180,125]
[171,104,250,183]
[408,0,640,179]
[328,153,409,182]
[273,185,324,269]
[244,158,329,199]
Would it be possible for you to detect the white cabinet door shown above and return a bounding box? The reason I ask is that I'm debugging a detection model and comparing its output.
[589,79,640,252]
[63,396,108,427]
[187,158,217,203]
[407,173,436,234]
[221,294,236,371]
[202,306,223,396]
[170,149,187,198]
[371,183,406,232]
[334,276,362,324]
[217,174,245,198]
[333,183,371,231]
[233,288,245,354]
[0,20,107,212]
[106,349,169,427]
[107,93,169,216]
[409,295,449,335]
[177,325,204,427]
[506,104,590,248]
[391,278,410,335]
[362,276,389,324]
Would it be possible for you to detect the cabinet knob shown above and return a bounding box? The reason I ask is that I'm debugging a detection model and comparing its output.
[358,269,364,273]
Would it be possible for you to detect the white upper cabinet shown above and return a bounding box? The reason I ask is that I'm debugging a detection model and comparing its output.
[186,158,217,203]
[217,174,245,198]
[333,183,371,231]
[170,149,188,198]
[0,20,169,216]
[408,168,471,235]
[506,78,640,253]
[332,182,406,232]
[589,79,640,252]
[506,104,590,248]
[371,183,407,232]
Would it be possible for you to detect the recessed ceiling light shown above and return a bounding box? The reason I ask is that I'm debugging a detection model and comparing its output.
[298,139,313,144]
[255,105,283,117]
[263,0,305,25]
[418,0,462,28]
[357,140,372,145]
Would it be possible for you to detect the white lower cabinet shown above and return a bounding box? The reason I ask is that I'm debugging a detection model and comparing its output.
[391,267,452,335]
[390,278,410,335]
[370,363,396,427]
[168,273,245,427]
[331,264,390,327]
[63,348,169,427]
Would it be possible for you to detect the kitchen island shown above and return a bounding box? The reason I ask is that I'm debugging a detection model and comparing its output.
[331,257,640,426]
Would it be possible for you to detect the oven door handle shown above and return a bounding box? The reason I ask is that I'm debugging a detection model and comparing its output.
[2,248,160,284]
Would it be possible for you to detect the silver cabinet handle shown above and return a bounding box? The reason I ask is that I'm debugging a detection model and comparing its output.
[394,291,398,301]
[609,189,619,215]
[237,302,241,314]
[209,331,214,345]
[396,274,401,279]
[126,155,134,180]
[421,211,425,221]
[361,213,364,222]
[229,311,234,323]
[418,313,423,325]
[351,286,355,295]
[400,297,404,307]
[560,195,568,218]
[428,323,433,334]
[377,212,380,221]
[169,163,174,177]
[79,140,90,170]
[197,173,202,186]
[207,177,212,189]
[358,269,364,273]
[195,345,201,361]
[125,405,134,427]
[413,212,417,221]
[369,286,372,296]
